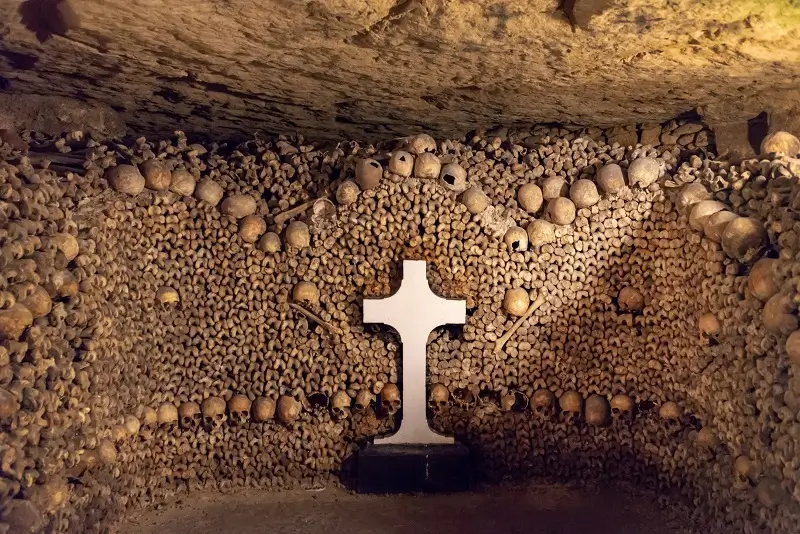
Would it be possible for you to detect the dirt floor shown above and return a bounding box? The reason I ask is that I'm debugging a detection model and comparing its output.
[116,485,696,534]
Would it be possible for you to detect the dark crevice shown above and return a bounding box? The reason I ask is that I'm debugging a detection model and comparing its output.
[747,111,769,154]
[0,50,39,70]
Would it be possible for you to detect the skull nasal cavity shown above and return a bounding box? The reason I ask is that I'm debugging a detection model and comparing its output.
[400,155,406,161]
[444,174,455,185]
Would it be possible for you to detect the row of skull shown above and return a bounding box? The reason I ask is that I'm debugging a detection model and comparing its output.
[113,383,687,440]
[115,384,401,436]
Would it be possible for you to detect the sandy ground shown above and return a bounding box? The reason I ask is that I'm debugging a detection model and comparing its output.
[116,484,696,534]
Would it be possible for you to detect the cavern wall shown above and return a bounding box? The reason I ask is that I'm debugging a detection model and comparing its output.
[2,123,800,532]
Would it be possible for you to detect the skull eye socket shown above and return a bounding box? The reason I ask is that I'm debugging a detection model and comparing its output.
[369,161,379,168]
[399,156,406,162]
[512,240,520,250]
[443,174,455,185]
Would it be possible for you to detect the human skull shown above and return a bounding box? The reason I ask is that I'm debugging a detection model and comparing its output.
[760,131,800,156]
[755,477,786,508]
[292,281,320,307]
[734,455,758,485]
[388,150,413,177]
[559,391,583,423]
[698,312,720,344]
[155,286,179,306]
[220,194,257,219]
[140,406,157,429]
[547,197,576,226]
[610,394,635,422]
[330,390,351,421]
[379,383,401,415]
[178,402,201,430]
[503,226,528,253]
[404,133,437,154]
[460,187,489,214]
[227,395,251,425]
[596,163,625,195]
[355,158,383,190]
[541,176,567,199]
[107,165,145,195]
[517,183,543,214]
[123,414,141,437]
[531,389,556,418]
[238,215,267,243]
[658,401,682,432]
[353,388,375,414]
[140,159,171,191]
[170,168,196,196]
[569,179,600,209]
[110,425,128,442]
[695,427,719,451]
[584,394,611,427]
[336,180,361,206]
[721,217,767,264]
[276,395,301,425]
[311,199,336,226]
[201,396,227,430]
[627,157,660,189]
[414,152,441,180]
[428,383,450,413]
[258,232,282,253]
[195,178,224,206]
[527,219,556,247]
[285,221,310,249]
[503,287,530,317]
[156,402,178,426]
[438,163,467,192]
[617,287,644,312]
[252,397,276,422]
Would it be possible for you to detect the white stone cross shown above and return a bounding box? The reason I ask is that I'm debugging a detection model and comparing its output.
[363,260,466,445]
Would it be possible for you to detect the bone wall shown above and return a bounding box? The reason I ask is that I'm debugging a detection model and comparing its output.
[1,126,800,533]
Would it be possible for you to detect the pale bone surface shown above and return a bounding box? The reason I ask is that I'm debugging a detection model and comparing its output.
[364,260,465,444]
[0,0,799,140]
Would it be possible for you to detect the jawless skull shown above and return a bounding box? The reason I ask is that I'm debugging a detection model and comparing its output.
[531,389,556,419]
[330,390,352,421]
[178,402,201,430]
[379,384,401,415]
[227,395,251,425]
[559,391,583,424]
[428,383,450,413]
[201,396,227,430]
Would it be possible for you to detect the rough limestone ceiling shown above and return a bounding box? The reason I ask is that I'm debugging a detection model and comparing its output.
[0,0,799,140]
